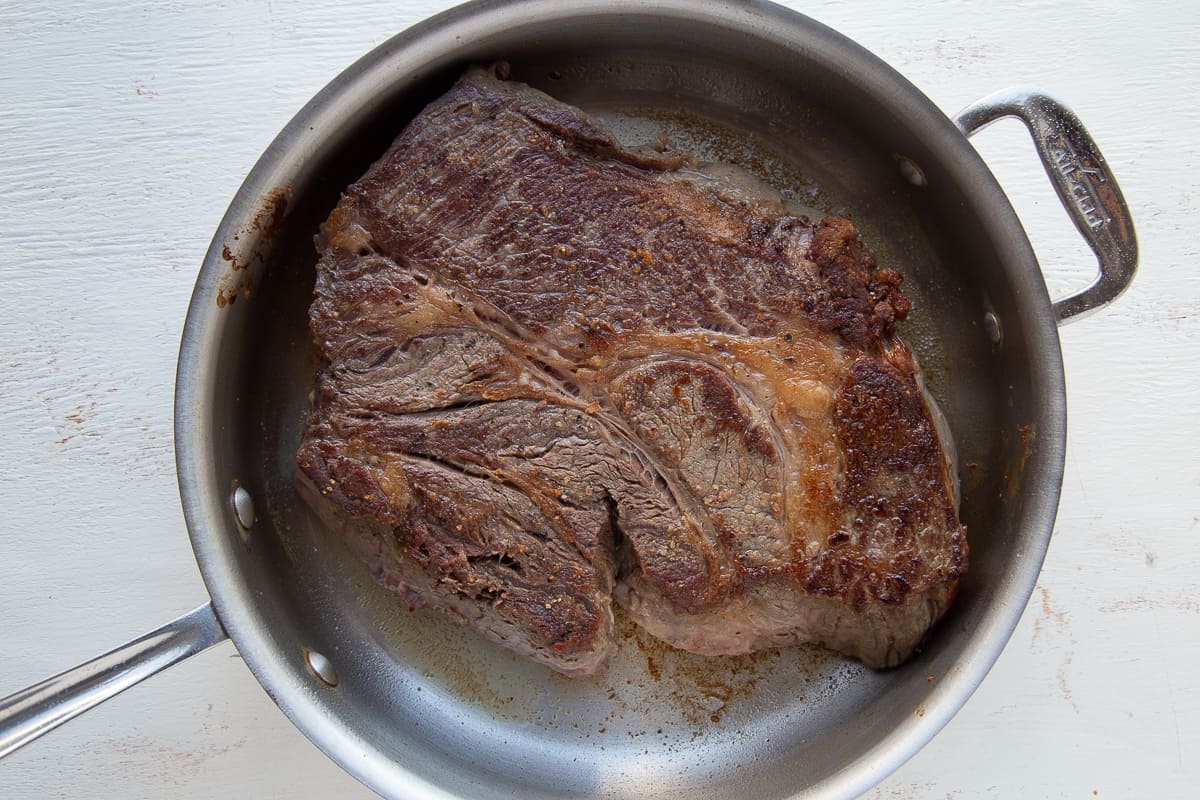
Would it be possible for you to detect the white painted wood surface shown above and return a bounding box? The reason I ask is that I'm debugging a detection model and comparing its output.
[1,1,1196,797]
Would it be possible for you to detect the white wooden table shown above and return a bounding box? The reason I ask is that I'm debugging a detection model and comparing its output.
[1,1,1196,797]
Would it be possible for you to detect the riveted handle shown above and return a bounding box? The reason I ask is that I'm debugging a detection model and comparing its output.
[956,87,1137,325]
[0,603,228,759]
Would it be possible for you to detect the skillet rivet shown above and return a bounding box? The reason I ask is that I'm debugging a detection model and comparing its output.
[231,484,255,531]
[983,311,1003,346]
[304,648,339,687]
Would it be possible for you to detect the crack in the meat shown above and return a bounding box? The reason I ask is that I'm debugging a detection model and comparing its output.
[370,398,501,419]
[604,492,636,581]
[467,551,524,574]
[396,449,497,484]
[529,357,582,398]
[589,417,726,600]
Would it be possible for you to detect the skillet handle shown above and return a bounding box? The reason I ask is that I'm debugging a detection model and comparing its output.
[955,87,1137,325]
[0,603,227,759]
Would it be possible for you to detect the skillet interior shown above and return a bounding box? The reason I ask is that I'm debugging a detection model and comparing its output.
[176,2,1065,798]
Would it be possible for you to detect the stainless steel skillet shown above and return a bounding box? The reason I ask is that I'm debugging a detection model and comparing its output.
[0,1,1135,797]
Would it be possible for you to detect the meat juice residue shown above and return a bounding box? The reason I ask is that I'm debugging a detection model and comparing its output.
[363,586,854,748]
[216,186,291,308]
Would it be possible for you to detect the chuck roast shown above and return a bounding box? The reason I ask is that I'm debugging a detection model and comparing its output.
[295,65,967,675]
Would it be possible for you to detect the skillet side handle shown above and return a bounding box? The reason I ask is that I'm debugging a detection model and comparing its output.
[0,603,227,759]
[955,87,1137,325]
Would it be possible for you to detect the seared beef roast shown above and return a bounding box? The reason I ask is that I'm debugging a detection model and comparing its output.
[295,65,967,675]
